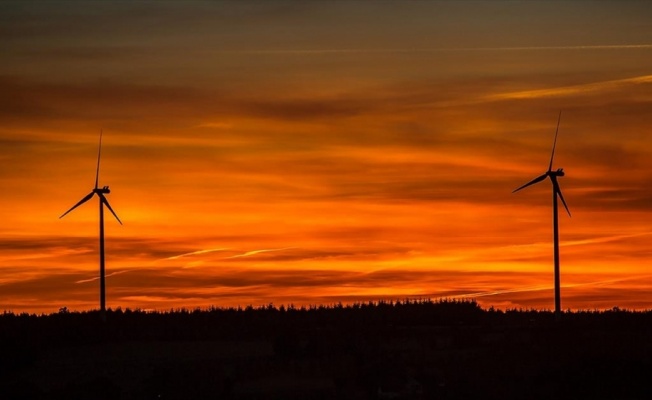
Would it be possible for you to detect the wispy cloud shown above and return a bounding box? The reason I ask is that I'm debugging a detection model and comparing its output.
[455,274,652,302]
[195,121,234,129]
[224,247,296,259]
[561,232,652,248]
[164,248,229,261]
[216,44,652,55]
[75,269,130,284]
[485,75,652,101]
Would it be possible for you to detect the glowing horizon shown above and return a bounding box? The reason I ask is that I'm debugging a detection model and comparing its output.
[2,2,652,313]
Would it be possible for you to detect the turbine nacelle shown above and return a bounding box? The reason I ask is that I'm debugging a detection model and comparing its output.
[95,186,111,194]
[550,168,564,177]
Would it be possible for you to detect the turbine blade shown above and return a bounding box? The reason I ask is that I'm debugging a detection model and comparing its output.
[99,193,123,225]
[553,180,571,217]
[512,173,547,193]
[95,129,103,189]
[548,111,562,172]
[60,192,95,219]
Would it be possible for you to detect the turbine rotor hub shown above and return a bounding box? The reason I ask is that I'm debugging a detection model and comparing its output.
[95,186,111,194]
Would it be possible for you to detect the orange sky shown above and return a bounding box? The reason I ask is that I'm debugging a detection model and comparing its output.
[2,2,652,313]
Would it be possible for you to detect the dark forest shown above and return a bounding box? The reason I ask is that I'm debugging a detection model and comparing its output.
[2,299,651,399]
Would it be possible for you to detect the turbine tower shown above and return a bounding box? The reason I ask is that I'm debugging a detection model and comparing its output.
[513,112,570,319]
[60,131,122,320]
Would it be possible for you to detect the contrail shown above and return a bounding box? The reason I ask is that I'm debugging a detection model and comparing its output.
[486,74,652,100]
[224,247,295,259]
[454,285,550,299]
[72,246,294,283]
[164,248,229,260]
[562,232,652,247]
[75,269,130,284]
[454,274,652,299]
[409,73,652,109]
[218,44,652,55]
[73,247,231,283]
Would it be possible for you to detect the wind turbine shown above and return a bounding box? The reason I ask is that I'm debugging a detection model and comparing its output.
[513,112,570,319]
[60,131,122,320]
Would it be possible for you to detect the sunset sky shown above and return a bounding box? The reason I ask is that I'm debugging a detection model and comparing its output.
[2,1,652,313]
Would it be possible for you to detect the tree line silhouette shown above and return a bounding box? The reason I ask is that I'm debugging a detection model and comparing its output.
[2,300,652,399]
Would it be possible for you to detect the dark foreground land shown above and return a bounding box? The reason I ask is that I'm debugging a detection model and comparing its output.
[1,300,651,400]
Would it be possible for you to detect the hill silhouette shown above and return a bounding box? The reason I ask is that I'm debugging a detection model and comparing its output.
[2,299,651,399]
